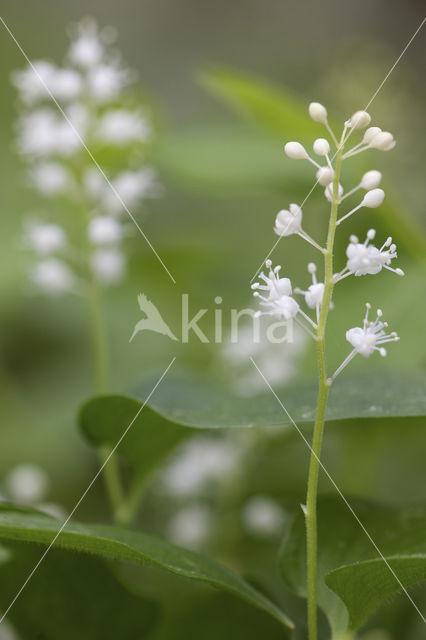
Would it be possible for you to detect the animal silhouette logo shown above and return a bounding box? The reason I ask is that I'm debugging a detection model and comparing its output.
[129,293,178,342]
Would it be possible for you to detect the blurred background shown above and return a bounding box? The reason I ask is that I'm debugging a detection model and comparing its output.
[0,2,425,637]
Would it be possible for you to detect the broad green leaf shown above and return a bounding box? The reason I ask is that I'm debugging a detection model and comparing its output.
[325,555,426,632]
[135,370,426,429]
[79,394,192,481]
[199,68,320,139]
[279,496,426,635]
[0,541,159,639]
[0,505,294,629]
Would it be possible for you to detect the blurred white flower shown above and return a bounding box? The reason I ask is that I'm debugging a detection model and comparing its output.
[91,248,126,283]
[167,504,212,549]
[163,437,239,496]
[88,216,124,244]
[32,258,75,294]
[242,496,286,537]
[11,60,57,104]
[96,109,151,145]
[87,63,130,102]
[5,464,48,504]
[30,162,71,196]
[68,20,105,68]
[23,221,67,255]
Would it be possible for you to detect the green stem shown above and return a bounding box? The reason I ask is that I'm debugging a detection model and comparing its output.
[305,146,344,640]
[86,256,125,521]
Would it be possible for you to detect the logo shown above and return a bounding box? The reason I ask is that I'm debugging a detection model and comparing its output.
[129,294,178,342]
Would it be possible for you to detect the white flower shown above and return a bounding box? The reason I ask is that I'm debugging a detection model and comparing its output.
[24,221,67,255]
[168,504,212,549]
[316,167,334,186]
[313,138,330,156]
[368,131,395,151]
[242,496,285,537]
[11,61,57,104]
[50,68,82,101]
[274,204,302,236]
[360,170,382,190]
[88,216,123,244]
[347,110,371,130]
[68,21,104,68]
[345,230,404,277]
[87,63,129,102]
[163,437,239,496]
[284,141,309,160]
[363,127,382,144]
[84,167,106,199]
[105,168,160,213]
[252,260,300,320]
[308,102,328,124]
[325,182,344,202]
[6,464,48,503]
[346,305,399,358]
[96,109,151,145]
[32,258,75,294]
[297,263,325,309]
[18,109,82,157]
[91,248,125,283]
[362,188,385,208]
[30,162,70,195]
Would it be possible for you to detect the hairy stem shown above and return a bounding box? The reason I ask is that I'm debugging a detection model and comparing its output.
[305,146,343,640]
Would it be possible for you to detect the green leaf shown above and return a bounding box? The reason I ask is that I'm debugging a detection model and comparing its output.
[0,505,294,629]
[79,393,192,481]
[135,370,426,429]
[279,496,426,635]
[0,542,159,639]
[325,555,426,632]
[200,68,320,139]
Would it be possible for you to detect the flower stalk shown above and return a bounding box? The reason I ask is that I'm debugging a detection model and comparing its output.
[253,102,402,639]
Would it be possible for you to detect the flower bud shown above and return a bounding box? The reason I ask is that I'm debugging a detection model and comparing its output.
[313,138,330,156]
[316,166,334,186]
[348,110,371,130]
[274,204,302,236]
[368,131,395,151]
[363,127,381,144]
[362,188,385,208]
[284,141,309,159]
[308,102,328,124]
[325,183,343,202]
[360,170,382,190]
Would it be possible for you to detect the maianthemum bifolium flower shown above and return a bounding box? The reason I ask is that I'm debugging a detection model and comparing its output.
[253,102,402,380]
[14,17,161,295]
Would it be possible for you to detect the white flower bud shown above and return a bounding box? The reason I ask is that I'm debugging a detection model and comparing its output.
[313,138,330,156]
[325,183,344,202]
[362,188,385,208]
[308,102,328,124]
[348,110,371,130]
[284,141,309,160]
[368,131,395,151]
[316,167,334,186]
[360,170,382,190]
[363,127,381,144]
[274,204,302,237]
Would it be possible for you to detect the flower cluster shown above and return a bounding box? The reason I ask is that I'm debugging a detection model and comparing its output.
[253,102,402,380]
[14,18,161,294]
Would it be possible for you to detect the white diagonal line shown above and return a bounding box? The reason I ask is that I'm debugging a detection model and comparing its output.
[0,357,176,624]
[250,15,426,283]
[0,15,176,285]
[249,356,426,625]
